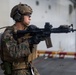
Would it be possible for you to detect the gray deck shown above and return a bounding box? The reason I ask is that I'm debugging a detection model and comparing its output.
[33,56,76,75]
[0,57,76,75]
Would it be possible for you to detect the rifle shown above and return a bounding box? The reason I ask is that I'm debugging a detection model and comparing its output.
[15,22,76,48]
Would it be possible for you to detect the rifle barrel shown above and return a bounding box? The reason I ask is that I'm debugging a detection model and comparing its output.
[73,29,76,31]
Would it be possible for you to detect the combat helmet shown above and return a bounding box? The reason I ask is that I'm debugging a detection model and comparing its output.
[10,3,33,22]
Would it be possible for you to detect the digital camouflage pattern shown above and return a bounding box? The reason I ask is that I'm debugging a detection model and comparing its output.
[10,3,33,19]
[2,27,31,58]
[1,25,40,75]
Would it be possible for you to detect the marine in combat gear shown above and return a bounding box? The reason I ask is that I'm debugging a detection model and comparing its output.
[1,3,40,75]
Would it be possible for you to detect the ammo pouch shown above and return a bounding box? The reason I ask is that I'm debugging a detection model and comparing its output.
[1,62,12,75]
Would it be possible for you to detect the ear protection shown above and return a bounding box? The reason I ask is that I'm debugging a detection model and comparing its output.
[13,9,22,22]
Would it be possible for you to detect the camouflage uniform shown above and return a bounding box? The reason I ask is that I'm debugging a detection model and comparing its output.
[1,3,40,75]
[1,25,40,75]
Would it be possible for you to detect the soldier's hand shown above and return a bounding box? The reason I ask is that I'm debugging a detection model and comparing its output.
[28,35,41,44]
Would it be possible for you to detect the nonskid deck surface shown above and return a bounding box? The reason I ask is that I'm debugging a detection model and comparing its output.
[0,57,76,75]
[33,56,76,75]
